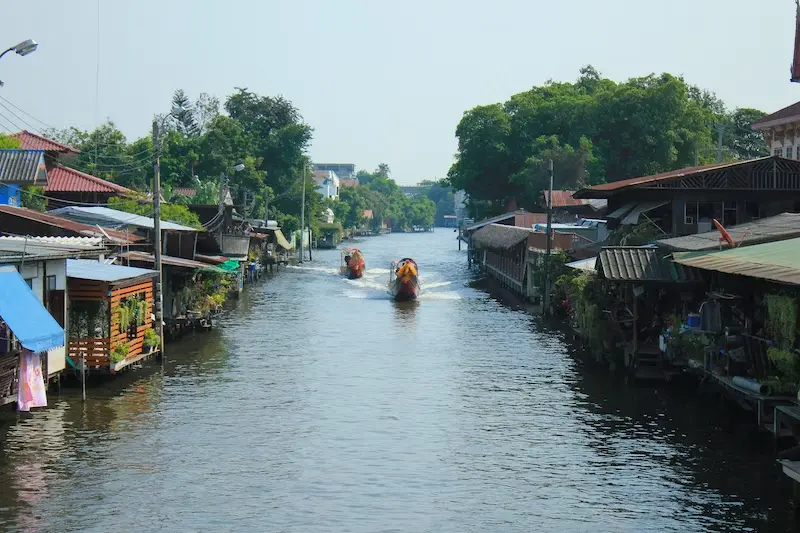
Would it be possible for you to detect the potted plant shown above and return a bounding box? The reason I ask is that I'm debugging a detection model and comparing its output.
[110,342,130,366]
[143,328,160,354]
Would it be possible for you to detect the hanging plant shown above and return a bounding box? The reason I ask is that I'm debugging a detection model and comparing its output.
[765,294,797,350]
[117,303,132,333]
[137,299,148,326]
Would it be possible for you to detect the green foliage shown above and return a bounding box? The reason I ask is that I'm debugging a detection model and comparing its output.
[107,196,203,229]
[418,179,455,225]
[143,328,160,349]
[110,342,130,364]
[558,271,606,354]
[765,294,797,350]
[448,66,769,218]
[20,185,46,211]
[0,134,21,149]
[667,330,710,364]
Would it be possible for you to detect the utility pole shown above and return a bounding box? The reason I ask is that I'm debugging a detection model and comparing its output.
[542,159,554,316]
[217,172,226,241]
[264,186,269,228]
[151,120,165,363]
[299,165,306,263]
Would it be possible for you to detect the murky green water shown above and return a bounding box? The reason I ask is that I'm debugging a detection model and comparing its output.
[0,231,796,532]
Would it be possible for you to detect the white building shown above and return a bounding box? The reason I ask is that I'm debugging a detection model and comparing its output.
[752,101,800,158]
[312,170,340,200]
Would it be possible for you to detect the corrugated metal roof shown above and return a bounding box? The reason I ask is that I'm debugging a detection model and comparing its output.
[658,213,800,252]
[0,239,103,262]
[0,150,47,185]
[543,190,606,210]
[0,267,64,352]
[473,224,532,249]
[10,130,80,154]
[119,251,220,270]
[752,101,800,128]
[672,237,800,285]
[67,259,157,283]
[0,205,142,244]
[49,206,198,232]
[599,246,702,283]
[0,235,103,248]
[45,166,132,194]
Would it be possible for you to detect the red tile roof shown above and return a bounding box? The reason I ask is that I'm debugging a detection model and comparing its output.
[45,165,133,194]
[340,178,359,187]
[173,187,197,197]
[363,209,373,219]
[573,158,769,198]
[0,205,142,244]
[10,130,80,154]
[751,101,800,129]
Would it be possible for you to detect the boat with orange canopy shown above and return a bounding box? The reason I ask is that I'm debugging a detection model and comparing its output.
[389,258,420,301]
[341,247,365,279]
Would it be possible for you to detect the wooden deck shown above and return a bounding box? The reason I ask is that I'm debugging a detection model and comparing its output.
[709,373,796,432]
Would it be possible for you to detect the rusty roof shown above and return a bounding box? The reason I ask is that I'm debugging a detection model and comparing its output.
[464,210,547,232]
[598,246,702,283]
[45,165,133,194]
[10,130,80,154]
[658,213,800,252]
[544,190,586,207]
[573,157,776,199]
[0,205,142,244]
[173,187,197,197]
[673,237,800,286]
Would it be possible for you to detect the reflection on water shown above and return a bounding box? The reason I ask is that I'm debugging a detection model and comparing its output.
[0,231,796,532]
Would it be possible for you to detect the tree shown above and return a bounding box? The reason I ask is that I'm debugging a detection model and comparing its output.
[449,66,752,217]
[171,89,198,135]
[404,196,436,228]
[0,134,20,149]
[724,108,769,160]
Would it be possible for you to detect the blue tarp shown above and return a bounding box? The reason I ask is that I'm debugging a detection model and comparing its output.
[0,269,64,352]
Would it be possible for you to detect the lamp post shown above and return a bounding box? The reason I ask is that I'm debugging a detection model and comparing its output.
[0,39,38,86]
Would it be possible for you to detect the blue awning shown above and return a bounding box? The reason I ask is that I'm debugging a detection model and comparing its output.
[0,269,64,352]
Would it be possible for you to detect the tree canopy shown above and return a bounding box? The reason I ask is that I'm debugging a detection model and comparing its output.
[448,66,769,219]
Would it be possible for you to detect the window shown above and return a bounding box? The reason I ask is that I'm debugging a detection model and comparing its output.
[24,278,33,289]
[775,147,784,157]
[46,275,57,292]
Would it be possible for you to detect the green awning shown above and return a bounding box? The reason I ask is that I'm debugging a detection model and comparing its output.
[217,259,240,273]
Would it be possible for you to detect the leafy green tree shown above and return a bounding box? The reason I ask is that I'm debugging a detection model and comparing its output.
[171,89,198,135]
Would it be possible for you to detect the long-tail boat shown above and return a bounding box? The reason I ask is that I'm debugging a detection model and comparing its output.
[389,258,420,301]
[341,247,365,279]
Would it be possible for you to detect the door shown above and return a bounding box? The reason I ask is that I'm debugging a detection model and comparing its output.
[47,290,66,327]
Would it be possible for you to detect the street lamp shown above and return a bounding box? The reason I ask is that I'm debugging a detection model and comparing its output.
[0,39,38,86]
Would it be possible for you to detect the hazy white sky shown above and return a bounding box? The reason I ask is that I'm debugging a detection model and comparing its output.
[0,0,797,185]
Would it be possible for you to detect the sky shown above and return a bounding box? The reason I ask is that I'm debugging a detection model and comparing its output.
[0,0,797,185]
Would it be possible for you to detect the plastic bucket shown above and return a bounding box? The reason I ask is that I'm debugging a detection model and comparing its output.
[687,313,701,328]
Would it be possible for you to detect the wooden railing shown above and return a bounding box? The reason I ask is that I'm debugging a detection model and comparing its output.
[483,251,524,290]
[68,338,110,368]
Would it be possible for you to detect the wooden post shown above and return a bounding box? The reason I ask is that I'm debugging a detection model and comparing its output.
[632,286,639,353]
[80,352,86,402]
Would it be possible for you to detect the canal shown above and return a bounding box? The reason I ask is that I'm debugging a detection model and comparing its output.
[0,230,797,532]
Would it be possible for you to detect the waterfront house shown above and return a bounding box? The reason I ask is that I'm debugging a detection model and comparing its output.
[313,163,355,180]
[462,209,548,264]
[752,102,800,158]
[0,237,105,383]
[66,259,158,373]
[573,156,800,236]
[48,206,200,260]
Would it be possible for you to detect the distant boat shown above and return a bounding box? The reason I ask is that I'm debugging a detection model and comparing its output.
[389,258,420,301]
[341,247,365,279]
